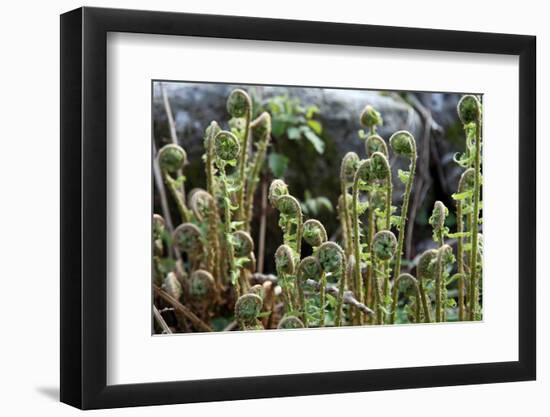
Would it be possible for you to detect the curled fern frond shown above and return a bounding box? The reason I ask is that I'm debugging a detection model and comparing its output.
[233,230,254,257]
[226,88,252,119]
[302,219,328,247]
[153,214,165,236]
[248,284,265,299]
[360,105,383,131]
[173,223,202,253]
[340,151,360,184]
[365,134,388,157]
[435,244,455,322]
[430,201,447,230]
[437,244,455,266]
[355,158,373,183]
[416,248,437,323]
[189,189,214,221]
[274,194,301,217]
[391,273,421,324]
[214,130,240,161]
[204,120,221,147]
[429,200,449,245]
[370,151,391,181]
[317,241,346,326]
[268,179,289,206]
[458,167,476,192]
[162,271,183,300]
[317,241,344,274]
[275,244,295,275]
[158,144,187,173]
[278,316,305,329]
[250,111,271,143]
[417,249,438,280]
[457,94,481,125]
[395,273,419,289]
[372,230,397,261]
[235,293,263,323]
[297,256,322,281]
[242,322,265,331]
[389,130,416,159]
[189,269,215,299]
[153,214,165,257]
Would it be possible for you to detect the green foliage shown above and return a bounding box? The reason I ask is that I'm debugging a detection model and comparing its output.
[265,94,325,154]
[300,190,333,218]
[153,89,483,333]
[268,152,289,177]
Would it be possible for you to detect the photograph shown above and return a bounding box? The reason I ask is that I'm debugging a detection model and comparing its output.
[151,81,483,333]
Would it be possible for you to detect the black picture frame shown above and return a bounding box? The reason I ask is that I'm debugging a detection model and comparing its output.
[60,6,536,410]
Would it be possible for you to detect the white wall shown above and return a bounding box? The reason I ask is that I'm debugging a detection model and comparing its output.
[0,0,545,415]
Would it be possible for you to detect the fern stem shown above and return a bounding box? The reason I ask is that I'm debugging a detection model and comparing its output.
[383,177,392,322]
[434,245,451,322]
[163,172,191,223]
[393,158,416,281]
[457,203,465,321]
[220,165,239,296]
[351,178,364,324]
[468,113,482,321]
[385,177,392,230]
[372,260,383,324]
[237,109,251,222]
[334,257,348,327]
[390,158,416,322]
[297,280,308,327]
[366,202,375,322]
[341,185,353,256]
[418,281,432,323]
[319,273,326,327]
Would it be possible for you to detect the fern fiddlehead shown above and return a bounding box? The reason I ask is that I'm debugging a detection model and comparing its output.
[339,152,360,257]
[317,241,347,326]
[213,130,242,294]
[296,256,323,327]
[372,230,397,324]
[235,293,264,330]
[157,144,192,222]
[227,89,253,223]
[429,200,448,248]
[389,131,417,308]
[391,273,421,324]
[275,244,297,314]
[417,248,437,323]
[244,112,272,230]
[173,222,203,270]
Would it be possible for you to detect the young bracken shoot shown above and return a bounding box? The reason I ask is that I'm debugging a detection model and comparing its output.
[153,88,483,332]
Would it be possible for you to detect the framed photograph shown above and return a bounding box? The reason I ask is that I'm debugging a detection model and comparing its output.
[60,6,536,410]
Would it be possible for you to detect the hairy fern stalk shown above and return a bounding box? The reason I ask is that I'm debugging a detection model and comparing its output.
[153,88,483,333]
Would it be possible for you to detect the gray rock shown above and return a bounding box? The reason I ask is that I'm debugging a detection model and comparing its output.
[153,82,424,160]
[153,81,468,263]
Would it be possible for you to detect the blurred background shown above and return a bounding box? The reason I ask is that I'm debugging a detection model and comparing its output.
[153,81,469,274]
